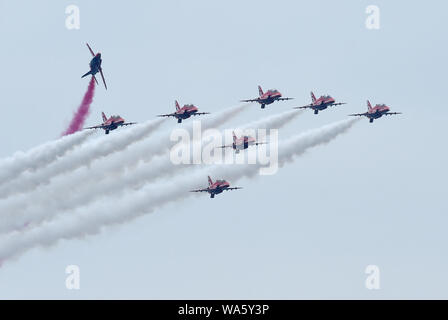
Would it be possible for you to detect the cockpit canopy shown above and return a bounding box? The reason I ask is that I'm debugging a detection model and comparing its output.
[216,179,226,184]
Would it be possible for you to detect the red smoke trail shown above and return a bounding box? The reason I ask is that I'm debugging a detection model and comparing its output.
[62,77,96,136]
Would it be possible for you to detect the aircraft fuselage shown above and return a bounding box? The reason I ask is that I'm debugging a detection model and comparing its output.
[368,109,388,119]
[314,101,334,111]
[176,110,197,120]
[89,55,102,75]
[103,120,124,133]
[365,109,390,123]
[233,140,255,151]
[208,187,226,198]
[208,183,231,198]
[259,94,282,105]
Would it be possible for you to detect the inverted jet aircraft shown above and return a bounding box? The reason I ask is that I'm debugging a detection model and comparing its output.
[81,43,107,89]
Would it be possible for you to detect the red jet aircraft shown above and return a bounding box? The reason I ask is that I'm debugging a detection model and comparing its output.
[81,43,107,89]
[349,100,402,123]
[241,85,293,109]
[295,91,346,114]
[217,131,266,153]
[85,112,136,134]
[157,100,210,123]
[190,176,242,198]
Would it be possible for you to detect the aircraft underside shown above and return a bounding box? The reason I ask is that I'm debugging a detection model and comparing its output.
[369,116,379,122]
[104,125,118,134]
[176,114,192,123]
[368,114,383,123]
[259,98,276,108]
[313,104,329,114]
[210,189,224,198]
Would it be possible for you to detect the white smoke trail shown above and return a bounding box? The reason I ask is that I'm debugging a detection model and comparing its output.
[53,103,250,183]
[0,109,302,233]
[201,102,250,130]
[6,102,248,194]
[139,102,252,164]
[0,118,359,264]
[0,130,93,186]
[0,118,165,199]
[240,109,303,130]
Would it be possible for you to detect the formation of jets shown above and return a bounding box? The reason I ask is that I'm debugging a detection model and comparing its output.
[80,43,403,199]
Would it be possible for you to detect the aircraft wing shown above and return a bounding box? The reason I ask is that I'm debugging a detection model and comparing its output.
[99,67,107,90]
[215,144,233,149]
[157,113,176,118]
[84,124,106,130]
[277,97,294,101]
[190,188,210,193]
[240,98,260,103]
[225,187,243,191]
[332,102,347,106]
[192,112,211,116]
[86,43,95,57]
[294,104,313,109]
[385,112,402,116]
[117,122,137,127]
[348,113,368,117]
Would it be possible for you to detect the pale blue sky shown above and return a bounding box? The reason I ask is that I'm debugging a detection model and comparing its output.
[0,0,447,299]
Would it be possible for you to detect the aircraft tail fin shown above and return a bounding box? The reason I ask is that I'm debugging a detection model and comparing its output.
[175,100,180,111]
[258,85,264,96]
[102,112,107,122]
[367,100,373,111]
[311,91,316,103]
[208,176,213,186]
